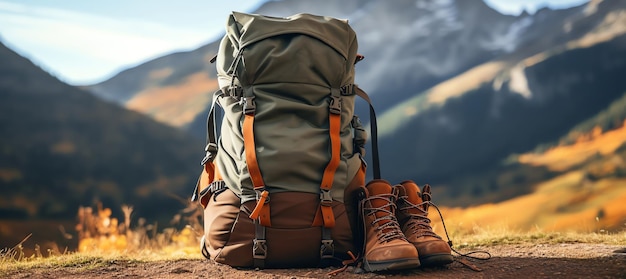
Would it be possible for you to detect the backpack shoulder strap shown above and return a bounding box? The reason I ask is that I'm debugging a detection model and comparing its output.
[355,86,381,179]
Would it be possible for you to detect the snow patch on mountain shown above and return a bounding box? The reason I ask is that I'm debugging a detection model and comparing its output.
[414,0,463,35]
[480,16,534,52]
[508,64,532,98]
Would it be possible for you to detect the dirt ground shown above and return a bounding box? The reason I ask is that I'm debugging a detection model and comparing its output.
[5,243,626,279]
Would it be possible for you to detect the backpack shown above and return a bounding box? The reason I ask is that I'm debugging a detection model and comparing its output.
[191,11,380,268]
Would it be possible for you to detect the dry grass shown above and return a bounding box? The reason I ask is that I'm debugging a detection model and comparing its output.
[447,227,626,249]
[0,201,204,276]
[0,246,203,276]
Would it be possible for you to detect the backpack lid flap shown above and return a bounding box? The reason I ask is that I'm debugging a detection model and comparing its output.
[228,12,356,60]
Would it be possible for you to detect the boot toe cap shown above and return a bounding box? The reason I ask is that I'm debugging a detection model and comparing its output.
[413,239,453,266]
[367,239,419,261]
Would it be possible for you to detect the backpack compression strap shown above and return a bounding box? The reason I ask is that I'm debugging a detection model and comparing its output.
[313,85,381,262]
[244,96,272,227]
[312,85,381,228]
[312,88,342,230]
[238,88,272,268]
[312,87,345,262]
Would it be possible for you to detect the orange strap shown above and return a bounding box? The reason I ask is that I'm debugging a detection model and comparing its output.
[199,162,215,191]
[214,165,223,181]
[198,162,215,208]
[320,113,341,191]
[249,190,268,218]
[243,114,265,189]
[312,202,336,227]
[243,114,271,226]
[315,112,341,228]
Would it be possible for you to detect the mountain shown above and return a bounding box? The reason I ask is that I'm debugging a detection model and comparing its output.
[83,0,626,206]
[378,0,626,187]
[85,41,221,129]
[0,41,204,222]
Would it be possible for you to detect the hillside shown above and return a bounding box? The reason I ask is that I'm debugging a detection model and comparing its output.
[381,31,626,186]
[85,41,221,130]
[0,41,203,224]
[432,115,626,233]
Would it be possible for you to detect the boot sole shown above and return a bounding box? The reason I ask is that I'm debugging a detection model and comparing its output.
[363,258,421,272]
[419,253,454,267]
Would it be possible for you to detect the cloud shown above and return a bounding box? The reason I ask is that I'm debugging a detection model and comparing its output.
[483,0,590,15]
[0,1,211,84]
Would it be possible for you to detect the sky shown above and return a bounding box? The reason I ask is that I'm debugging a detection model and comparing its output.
[0,0,590,85]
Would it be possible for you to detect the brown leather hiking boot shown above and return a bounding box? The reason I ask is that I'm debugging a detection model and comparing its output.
[394,181,453,267]
[359,180,421,272]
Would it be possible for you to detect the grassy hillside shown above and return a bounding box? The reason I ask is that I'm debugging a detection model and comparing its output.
[431,92,626,233]
[435,155,626,234]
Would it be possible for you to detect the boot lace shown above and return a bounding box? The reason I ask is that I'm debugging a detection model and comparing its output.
[362,193,406,243]
[399,192,492,268]
[397,195,441,239]
[429,200,492,271]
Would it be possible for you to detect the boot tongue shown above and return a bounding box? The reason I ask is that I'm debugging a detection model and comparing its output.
[367,180,392,197]
[366,180,393,208]
[400,181,425,214]
[365,180,395,224]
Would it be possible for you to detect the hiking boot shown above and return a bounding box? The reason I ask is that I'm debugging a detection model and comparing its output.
[394,181,453,267]
[359,180,421,272]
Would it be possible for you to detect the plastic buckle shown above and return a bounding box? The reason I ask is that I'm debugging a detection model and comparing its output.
[320,189,333,207]
[200,143,218,165]
[320,239,335,259]
[200,152,213,165]
[210,181,226,193]
[242,96,256,115]
[253,239,268,260]
[351,115,363,127]
[340,84,354,96]
[204,143,218,153]
[228,86,243,99]
[329,96,342,115]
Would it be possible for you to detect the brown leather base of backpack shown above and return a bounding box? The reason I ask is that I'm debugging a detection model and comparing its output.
[202,188,356,268]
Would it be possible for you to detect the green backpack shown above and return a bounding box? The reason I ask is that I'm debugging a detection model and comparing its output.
[192,11,380,268]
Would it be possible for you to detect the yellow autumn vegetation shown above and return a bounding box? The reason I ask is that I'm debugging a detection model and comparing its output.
[433,122,626,236]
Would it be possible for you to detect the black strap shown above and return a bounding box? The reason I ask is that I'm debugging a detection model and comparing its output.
[206,90,224,151]
[355,87,381,179]
[253,220,267,268]
[191,90,224,202]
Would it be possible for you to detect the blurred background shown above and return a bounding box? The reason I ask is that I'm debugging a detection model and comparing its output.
[1,0,625,253]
